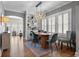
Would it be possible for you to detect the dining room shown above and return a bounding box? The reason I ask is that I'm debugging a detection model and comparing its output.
[1,1,79,57]
[24,8,76,57]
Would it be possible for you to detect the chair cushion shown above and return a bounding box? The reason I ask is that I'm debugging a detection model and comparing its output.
[58,38,70,42]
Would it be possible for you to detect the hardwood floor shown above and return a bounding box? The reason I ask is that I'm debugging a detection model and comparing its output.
[2,36,75,57]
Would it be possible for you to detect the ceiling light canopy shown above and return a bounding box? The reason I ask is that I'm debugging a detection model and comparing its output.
[35,2,42,7]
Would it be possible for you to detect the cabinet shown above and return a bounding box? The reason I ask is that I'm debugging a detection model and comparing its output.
[2,32,10,50]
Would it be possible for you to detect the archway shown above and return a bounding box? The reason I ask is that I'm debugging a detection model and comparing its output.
[6,16,23,35]
[4,10,26,39]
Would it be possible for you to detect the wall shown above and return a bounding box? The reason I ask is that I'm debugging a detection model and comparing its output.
[0,8,2,16]
[75,5,79,56]
[0,2,2,16]
[4,10,24,18]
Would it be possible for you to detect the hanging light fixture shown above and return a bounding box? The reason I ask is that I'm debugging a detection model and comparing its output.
[35,1,46,21]
[35,11,46,20]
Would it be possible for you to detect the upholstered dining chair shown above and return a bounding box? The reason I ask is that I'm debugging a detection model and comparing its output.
[58,31,76,50]
[46,33,58,52]
[30,31,40,47]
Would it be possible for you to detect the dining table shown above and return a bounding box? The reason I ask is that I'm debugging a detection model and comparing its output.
[35,32,51,49]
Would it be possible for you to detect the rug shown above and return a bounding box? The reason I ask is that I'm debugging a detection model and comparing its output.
[25,41,49,57]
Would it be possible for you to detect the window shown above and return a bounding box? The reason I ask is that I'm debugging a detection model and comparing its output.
[48,18,52,32]
[2,23,5,33]
[63,13,68,33]
[0,23,3,33]
[51,16,55,33]
[42,19,47,31]
[48,16,55,33]
[58,14,63,33]
[57,9,71,34]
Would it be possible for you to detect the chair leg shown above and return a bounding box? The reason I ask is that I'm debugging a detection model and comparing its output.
[55,43,58,50]
[49,43,53,53]
[61,42,63,49]
[58,40,61,49]
[58,40,60,46]
[67,42,68,47]
[70,42,71,48]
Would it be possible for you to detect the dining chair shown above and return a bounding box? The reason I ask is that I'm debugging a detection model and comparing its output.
[70,31,76,51]
[58,31,76,50]
[30,31,40,47]
[46,33,58,53]
[58,31,71,49]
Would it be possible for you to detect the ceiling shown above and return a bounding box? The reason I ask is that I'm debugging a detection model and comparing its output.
[0,1,72,15]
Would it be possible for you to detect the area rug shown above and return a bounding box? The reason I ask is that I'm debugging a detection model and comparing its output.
[24,41,49,57]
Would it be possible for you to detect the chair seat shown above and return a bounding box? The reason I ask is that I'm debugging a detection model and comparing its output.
[58,37,70,42]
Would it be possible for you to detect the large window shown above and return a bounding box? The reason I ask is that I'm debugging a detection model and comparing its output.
[51,16,55,33]
[48,16,55,33]
[57,9,71,34]
[58,14,63,33]
[42,19,47,31]
[63,13,69,33]
[48,17,52,32]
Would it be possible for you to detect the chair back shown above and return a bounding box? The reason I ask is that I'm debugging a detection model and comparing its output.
[70,31,76,51]
[66,31,71,40]
[66,31,76,41]
[30,31,38,42]
[50,33,58,43]
[30,31,34,40]
[70,31,76,42]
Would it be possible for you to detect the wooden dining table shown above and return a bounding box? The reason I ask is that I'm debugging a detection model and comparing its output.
[35,32,51,49]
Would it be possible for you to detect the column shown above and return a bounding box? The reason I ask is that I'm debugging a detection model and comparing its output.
[23,11,26,40]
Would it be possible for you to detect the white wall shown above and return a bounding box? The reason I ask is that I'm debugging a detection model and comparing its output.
[0,8,1,16]
[75,5,79,56]
[0,3,2,16]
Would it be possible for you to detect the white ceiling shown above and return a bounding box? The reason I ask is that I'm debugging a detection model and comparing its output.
[0,1,72,15]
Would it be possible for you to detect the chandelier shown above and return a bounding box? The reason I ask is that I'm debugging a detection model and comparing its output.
[35,11,46,20]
